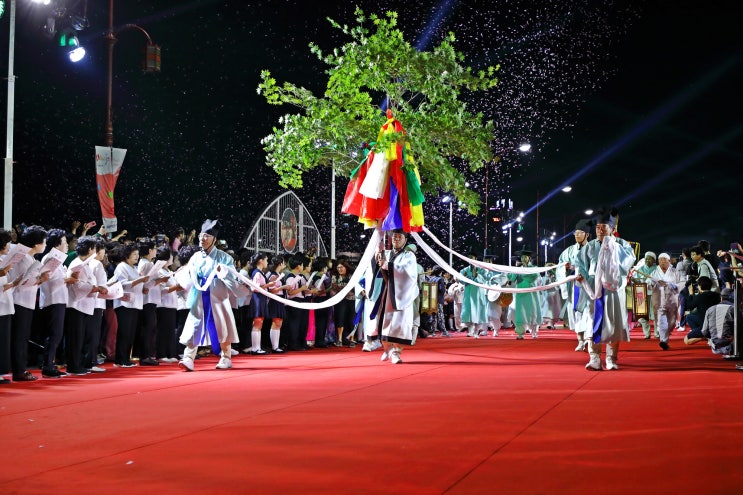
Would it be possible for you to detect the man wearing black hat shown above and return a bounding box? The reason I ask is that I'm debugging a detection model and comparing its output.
[179,219,243,371]
[574,208,636,371]
[557,219,591,351]
[374,229,420,364]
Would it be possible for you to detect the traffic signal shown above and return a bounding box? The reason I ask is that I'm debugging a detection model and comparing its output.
[56,28,86,62]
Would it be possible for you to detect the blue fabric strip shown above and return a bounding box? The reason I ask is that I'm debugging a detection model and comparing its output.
[592,287,604,344]
[200,276,221,355]
[381,180,402,231]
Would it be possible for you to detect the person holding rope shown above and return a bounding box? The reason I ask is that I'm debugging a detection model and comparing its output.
[374,229,419,364]
[178,219,244,371]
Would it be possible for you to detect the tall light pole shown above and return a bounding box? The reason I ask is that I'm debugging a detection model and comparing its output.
[104,0,161,146]
[442,195,453,267]
[3,0,16,230]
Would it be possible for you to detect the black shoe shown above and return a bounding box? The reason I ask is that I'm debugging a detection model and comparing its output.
[13,371,38,382]
[271,348,285,354]
[250,349,268,355]
[42,368,63,378]
[314,344,328,348]
[139,357,160,366]
[0,378,10,384]
[659,341,669,351]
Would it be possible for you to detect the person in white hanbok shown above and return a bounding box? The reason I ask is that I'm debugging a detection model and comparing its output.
[179,220,248,371]
[575,208,636,371]
[650,253,684,350]
[631,252,659,339]
[537,268,561,329]
[556,219,591,351]
[375,230,419,364]
[447,281,465,331]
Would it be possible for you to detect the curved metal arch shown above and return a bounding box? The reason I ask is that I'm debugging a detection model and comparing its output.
[240,191,328,257]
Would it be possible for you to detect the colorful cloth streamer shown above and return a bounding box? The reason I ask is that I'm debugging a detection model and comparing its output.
[342,110,425,232]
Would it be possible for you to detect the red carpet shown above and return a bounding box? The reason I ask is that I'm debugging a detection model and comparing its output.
[2,328,742,494]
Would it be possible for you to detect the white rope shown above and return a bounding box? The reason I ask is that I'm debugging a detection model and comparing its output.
[209,229,381,310]
[421,225,564,274]
[411,232,577,293]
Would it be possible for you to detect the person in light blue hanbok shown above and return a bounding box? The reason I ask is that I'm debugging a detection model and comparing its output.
[459,254,488,338]
[575,208,636,371]
[508,247,541,339]
[556,219,592,351]
[179,219,248,371]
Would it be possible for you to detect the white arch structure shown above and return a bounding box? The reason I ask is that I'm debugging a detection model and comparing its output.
[240,191,328,257]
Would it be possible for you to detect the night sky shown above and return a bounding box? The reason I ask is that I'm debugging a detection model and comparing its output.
[2,0,741,264]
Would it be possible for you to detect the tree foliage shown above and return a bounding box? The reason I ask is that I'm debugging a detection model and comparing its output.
[257,8,499,213]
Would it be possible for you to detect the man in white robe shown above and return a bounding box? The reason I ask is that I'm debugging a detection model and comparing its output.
[375,229,419,364]
[575,208,636,371]
[649,252,684,350]
[179,219,247,371]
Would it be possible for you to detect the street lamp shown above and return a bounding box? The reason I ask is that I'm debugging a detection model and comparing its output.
[96,0,161,233]
[3,0,16,229]
[104,0,161,147]
[441,195,453,267]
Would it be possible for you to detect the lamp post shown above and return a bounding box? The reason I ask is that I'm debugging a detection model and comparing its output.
[442,195,453,267]
[104,0,161,146]
[3,0,16,230]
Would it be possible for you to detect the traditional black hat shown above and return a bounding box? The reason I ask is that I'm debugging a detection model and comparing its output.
[593,207,618,229]
[516,244,533,256]
[575,218,593,233]
[200,219,222,237]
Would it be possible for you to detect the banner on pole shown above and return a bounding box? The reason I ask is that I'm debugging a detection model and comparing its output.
[95,146,126,233]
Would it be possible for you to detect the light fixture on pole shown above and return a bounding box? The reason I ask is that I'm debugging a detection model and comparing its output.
[441,195,453,267]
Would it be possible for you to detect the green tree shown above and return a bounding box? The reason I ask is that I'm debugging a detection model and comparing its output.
[257,8,499,214]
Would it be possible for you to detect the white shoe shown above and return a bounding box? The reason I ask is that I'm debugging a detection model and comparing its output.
[585,356,602,371]
[532,331,538,339]
[380,348,391,361]
[574,341,586,352]
[390,349,403,364]
[89,366,106,373]
[178,357,194,372]
[216,357,232,369]
[605,358,619,370]
[230,348,239,356]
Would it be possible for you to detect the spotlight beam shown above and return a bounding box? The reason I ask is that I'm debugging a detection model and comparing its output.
[520,50,743,218]
[615,125,743,206]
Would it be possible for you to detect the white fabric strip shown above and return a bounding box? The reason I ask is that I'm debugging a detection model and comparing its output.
[191,229,381,310]
[411,232,577,294]
[421,225,564,274]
